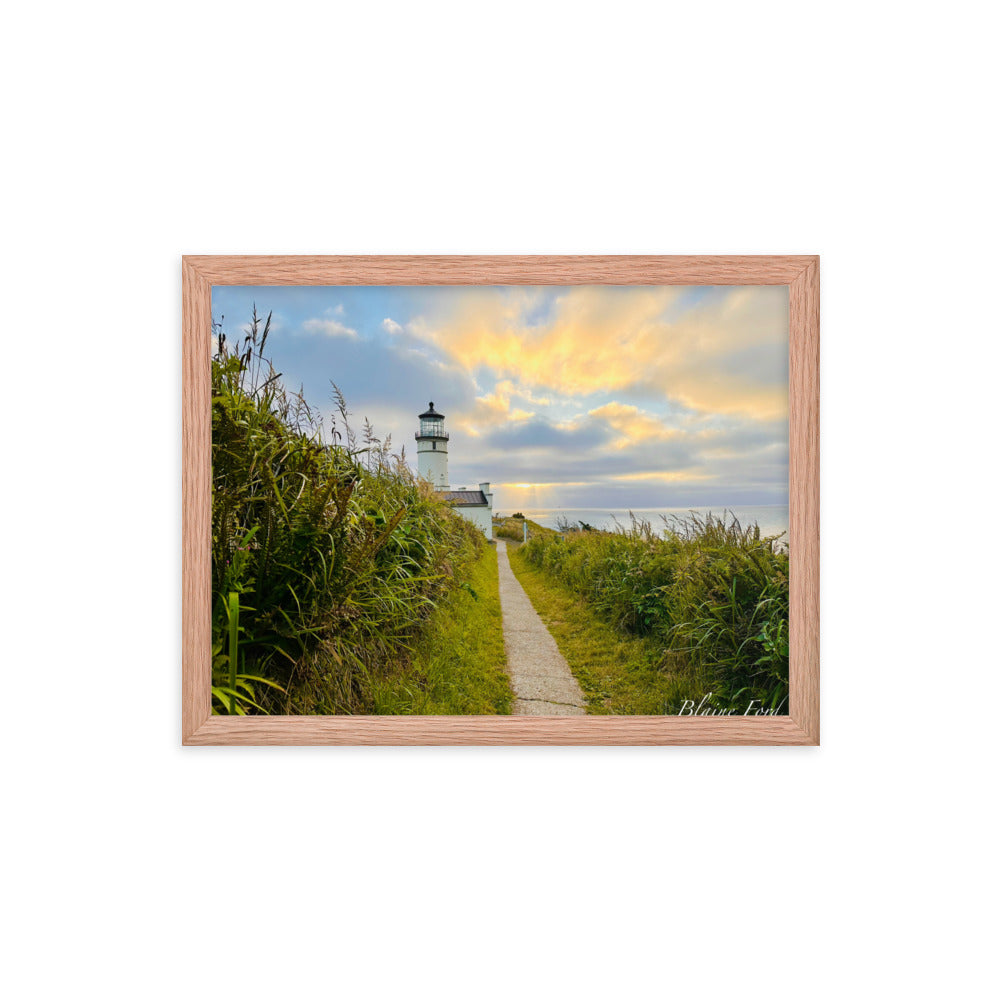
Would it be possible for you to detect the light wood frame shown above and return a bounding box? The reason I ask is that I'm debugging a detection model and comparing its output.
[183,256,819,745]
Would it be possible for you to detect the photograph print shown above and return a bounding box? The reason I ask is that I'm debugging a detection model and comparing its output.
[210,283,789,717]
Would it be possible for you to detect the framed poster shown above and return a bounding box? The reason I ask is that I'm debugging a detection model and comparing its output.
[183,256,818,745]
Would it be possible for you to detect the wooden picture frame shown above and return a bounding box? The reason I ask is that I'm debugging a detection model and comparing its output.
[183,255,819,746]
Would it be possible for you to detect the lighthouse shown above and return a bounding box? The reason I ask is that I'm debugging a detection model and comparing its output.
[415,401,494,539]
[415,402,450,489]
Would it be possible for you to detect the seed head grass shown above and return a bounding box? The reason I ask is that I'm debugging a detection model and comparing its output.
[515,512,789,713]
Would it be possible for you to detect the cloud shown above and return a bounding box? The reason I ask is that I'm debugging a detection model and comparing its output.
[210,284,789,510]
[480,416,614,454]
[462,382,539,434]
[494,378,551,408]
[447,401,787,511]
[587,401,679,449]
[302,317,358,339]
[400,285,788,420]
[613,470,715,483]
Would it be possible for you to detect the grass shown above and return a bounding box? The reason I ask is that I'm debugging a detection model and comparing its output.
[508,546,705,714]
[212,307,494,715]
[516,513,789,713]
[492,515,554,543]
[360,543,512,715]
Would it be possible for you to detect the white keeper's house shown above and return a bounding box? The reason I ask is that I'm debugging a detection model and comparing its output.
[415,402,494,539]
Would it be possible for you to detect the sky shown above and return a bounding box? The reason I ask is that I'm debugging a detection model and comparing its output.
[210,285,789,512]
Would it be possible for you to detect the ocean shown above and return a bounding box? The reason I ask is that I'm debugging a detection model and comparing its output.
[508,504,789,541]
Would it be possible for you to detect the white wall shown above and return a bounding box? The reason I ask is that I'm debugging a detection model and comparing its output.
[455,504,492,539]
[416,441,449,489]
[4,6,995,1000]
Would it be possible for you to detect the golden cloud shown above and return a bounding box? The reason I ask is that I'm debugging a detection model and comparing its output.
[612,470,715,483]
[587,401,680,449]
[454,383,536,437]
[407,286,788,420]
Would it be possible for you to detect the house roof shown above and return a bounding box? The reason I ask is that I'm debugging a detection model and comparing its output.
[442,490,488,506]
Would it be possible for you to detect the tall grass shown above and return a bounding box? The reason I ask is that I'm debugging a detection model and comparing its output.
[212,308,486,714]
[492,515,553,543]
[520,512,789,711]
[508,546,700,715]
[362,543,512,715]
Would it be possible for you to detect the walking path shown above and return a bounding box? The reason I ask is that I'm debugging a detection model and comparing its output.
[495,541,586,715]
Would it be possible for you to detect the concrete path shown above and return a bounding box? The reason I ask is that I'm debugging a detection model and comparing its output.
[495,541,587,715]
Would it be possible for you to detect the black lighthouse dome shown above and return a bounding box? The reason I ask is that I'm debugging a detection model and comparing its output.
[416,402,449,441]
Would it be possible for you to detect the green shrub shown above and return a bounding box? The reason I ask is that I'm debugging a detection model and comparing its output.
[520,512,789,711]
[494,516,554,543]
[211,308,485,714]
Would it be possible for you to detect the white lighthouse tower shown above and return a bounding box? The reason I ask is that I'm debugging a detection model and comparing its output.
[415,402,449,489]
[415,401,494,538]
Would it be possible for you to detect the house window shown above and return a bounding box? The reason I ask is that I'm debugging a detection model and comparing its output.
[432,441,436,449]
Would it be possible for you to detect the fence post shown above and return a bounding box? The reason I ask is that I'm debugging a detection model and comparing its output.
[523,519,528,543]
